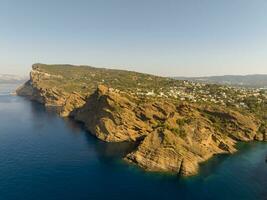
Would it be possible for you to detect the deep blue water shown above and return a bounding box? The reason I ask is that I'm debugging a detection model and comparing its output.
[0,84,267,200]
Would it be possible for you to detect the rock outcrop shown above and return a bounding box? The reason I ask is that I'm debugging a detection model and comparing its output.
[73,85,152,142]
[16,67,86,117]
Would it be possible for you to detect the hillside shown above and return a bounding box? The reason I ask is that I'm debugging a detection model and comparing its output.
[17,64,267,176]
[175,74,267,88]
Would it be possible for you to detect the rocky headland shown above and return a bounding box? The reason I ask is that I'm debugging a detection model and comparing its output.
[17,64,267,176]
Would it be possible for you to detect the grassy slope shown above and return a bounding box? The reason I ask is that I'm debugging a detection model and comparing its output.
[34,63,178,95]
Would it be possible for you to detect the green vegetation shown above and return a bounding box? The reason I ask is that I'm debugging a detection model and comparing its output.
[153,120,187,138]
[33,63,177,96]
[176,118,192,126]
[171,127,187,138]
[259,122,267,134]
[202,111,232,133]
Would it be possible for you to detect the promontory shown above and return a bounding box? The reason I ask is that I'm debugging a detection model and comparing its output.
[17,64,267,176]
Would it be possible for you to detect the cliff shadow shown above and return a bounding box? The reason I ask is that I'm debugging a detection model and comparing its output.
[64,116,139,162]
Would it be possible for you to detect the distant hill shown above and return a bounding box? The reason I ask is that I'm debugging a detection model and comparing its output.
[174,74,267,88]
[0,74,27,84]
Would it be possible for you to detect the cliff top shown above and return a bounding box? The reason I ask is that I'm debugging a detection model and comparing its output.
[31,63,173,94]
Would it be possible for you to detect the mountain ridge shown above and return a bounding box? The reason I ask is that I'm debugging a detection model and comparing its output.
[174,74,267,88]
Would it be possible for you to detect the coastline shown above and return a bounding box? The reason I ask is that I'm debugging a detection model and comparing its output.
[15,64,267,177]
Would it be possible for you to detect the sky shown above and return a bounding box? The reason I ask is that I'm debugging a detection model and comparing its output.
[0,0,267,77]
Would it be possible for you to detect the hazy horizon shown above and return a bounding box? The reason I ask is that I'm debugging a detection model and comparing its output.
[1,63,267,78]
[1,0,267,76]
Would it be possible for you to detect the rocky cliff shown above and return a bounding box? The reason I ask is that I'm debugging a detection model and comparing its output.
[16,66,86,116]
[17,64,267,176]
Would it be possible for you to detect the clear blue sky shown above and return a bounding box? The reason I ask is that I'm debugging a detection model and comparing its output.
[1,0,267,76]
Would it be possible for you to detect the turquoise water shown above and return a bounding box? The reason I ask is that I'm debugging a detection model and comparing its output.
[0,84,266,200]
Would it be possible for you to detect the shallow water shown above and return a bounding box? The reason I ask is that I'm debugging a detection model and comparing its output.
[0,84,266,200]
